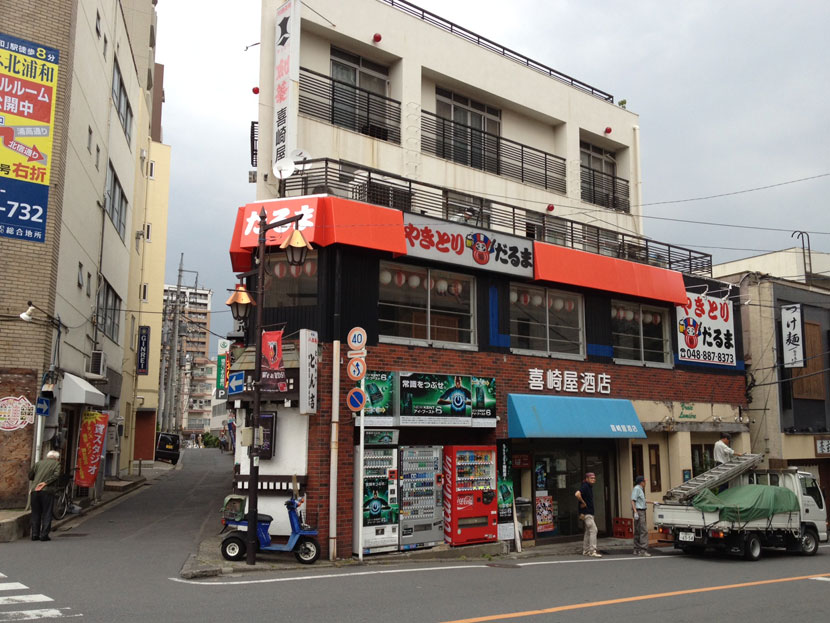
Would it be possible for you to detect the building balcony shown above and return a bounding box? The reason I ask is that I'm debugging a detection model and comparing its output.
[281,158,712,276]
[298,67,402,144]
[421,111,567,195]
[580,166,630,212]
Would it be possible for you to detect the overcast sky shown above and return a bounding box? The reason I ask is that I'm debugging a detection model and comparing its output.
[155,0,830,354]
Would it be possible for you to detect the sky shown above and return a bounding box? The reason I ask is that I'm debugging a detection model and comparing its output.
[154,0,830,355]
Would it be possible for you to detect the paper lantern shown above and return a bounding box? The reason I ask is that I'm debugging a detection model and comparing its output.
[643,312,653,324]
[624,309,634,321]
[408,274,421,289]
[510,289,518,304]
[290,264,303,278]
[532,294,543,307]
[633,311,640,323]
[273,262,288,279]
[436,279,448,294]
[423,276,435,291]
[450,281,463,296]
[394,271,407,287]
[520,292,530,306]
[653,313,662,325]
[379,269,392,285]
[564,299,575,313]
[553,297,564,311]
[611,306,618,319]
[304,260,317,278]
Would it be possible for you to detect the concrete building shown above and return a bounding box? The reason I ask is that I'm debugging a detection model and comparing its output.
[222,0,747,557]
[0,1,162,507]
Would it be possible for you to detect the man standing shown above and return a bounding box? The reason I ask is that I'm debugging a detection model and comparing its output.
[575,472,601,558]
[28,450,61,541]
[714,432,740,465]
[631,475,654,556]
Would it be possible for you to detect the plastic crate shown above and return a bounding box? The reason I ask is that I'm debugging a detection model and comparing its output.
[613,517,633,539]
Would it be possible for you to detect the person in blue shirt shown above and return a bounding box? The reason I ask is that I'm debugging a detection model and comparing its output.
[631,475,655,556]
[575,472,601,557]
[437,376,471,416]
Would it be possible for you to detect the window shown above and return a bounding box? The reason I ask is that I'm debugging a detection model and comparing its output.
[436,87,500,173]
[262,251,318,308]
[130,314,136,350]
[96,280,122,342]
[77,263,84,288]
[86,272,92,297]
[111,61,133,143]
[648,444,662,492]
[148,160,155,179]
[95,145,100,170]
[140,283,148,302]
[632,444,644,484]
[330,47,389,137]
[103,35,108,57]
[582,225,619,257]
[104,162,128,238]
[691,444,715,477]
[87,127,92,152]
[581,141,616,176]
[95,11,101,37]
[611,301,670,364]
[510,286,583,356]
[445,191,490,229]
[379,261,475,346]
[801,476,824,509]
[145,222,152,242]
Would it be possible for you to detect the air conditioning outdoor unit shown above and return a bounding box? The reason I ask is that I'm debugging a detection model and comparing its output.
[87,350,107,377]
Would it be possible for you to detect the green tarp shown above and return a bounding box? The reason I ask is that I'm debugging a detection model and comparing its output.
[692,485,800,523]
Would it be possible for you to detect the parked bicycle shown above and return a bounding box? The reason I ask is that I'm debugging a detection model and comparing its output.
[52,467,78,520]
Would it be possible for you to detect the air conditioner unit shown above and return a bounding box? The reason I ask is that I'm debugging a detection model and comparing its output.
[87,350,107,377]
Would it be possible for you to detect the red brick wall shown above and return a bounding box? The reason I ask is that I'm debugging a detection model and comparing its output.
[0,369,38,509]
[305,343,747,558]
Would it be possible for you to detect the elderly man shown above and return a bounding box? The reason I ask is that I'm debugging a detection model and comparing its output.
[631,475,655,556]
[29,450,61,541]
[575,472,601,558]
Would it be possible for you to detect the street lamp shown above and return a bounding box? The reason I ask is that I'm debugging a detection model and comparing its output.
[226,208,311,565]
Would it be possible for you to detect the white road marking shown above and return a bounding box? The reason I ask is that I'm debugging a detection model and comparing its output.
[0,596,53,607]
[0,584,27,592]
[810,577,830,582]
[0,608,82,621]
[519,555,671,567]
[0,574,6,579]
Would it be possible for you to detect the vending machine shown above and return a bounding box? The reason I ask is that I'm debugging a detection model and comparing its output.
[353,429,399,555]
[443,445,498,546]
[398,445,443,551]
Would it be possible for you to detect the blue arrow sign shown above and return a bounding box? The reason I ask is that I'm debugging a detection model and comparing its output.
[228,371,245,396]
[36,396,50,417]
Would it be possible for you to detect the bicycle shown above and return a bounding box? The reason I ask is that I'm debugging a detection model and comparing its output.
[52,467,78,520]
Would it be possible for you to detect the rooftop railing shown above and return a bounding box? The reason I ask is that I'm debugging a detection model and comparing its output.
[580,166,631,212]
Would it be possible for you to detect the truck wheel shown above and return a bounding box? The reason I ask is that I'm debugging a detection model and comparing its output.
[800,528,819,556]
[295,537,320,564]
[744,534,762,561]
[221,535,247,561]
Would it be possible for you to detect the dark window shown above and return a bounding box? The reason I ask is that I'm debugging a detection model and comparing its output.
[611,302,669,364]
[648,444,661,492]
[691,444,715,477]
[632,444,644,484]
[262,251,318,308]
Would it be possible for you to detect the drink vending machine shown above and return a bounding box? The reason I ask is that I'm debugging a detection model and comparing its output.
[353,429,399,555]
[443,445,498,546]
[398,445,443,551]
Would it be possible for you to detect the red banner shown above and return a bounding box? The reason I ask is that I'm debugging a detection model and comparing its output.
[75,410,109,487]
[261,330,287,392]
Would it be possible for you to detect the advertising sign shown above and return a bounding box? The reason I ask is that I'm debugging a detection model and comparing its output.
[362,370,395,426]
[136,325,150,375]
[362,475,398,526]
[0,395,35,431]
[259,412,275,459]
[299,328,318,413]
[496,439,515,540]
[399,372,472,427]
[237,197,318,249]
[75,410,109,488]
[261,329,287,392]
[0,33,59,243]
[471,376,497,427]
[535,495,554,533]
[676,291,736,366]
[216,354,226,390]
[402,213,534,277]
[272,0,300,173]
[781,304,804,368]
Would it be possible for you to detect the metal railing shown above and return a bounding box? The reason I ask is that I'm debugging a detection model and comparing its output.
[379,0,614,102]
[421,111,567,194]
[282,158,712,276]
[580,166,630,213]
[298,67,402,144]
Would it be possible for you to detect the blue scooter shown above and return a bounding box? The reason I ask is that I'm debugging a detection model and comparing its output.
[220,494,320,564]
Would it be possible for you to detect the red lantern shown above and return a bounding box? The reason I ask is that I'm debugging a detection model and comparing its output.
[304,260,317,277]
[290,264,303,278]
[564,299,575,313]
[394,271,407,287]
[273,262,287,279]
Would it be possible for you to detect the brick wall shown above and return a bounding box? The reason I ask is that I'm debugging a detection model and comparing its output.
[0,369,38,508]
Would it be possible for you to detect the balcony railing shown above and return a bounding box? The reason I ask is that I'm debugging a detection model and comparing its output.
[421,111,567,195]
[580,166,630,212]
[298,67,402,144]
[282,158,712,276]
[379,0,614,102]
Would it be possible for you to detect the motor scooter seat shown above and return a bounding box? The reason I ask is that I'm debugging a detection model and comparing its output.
[257,514,273,523]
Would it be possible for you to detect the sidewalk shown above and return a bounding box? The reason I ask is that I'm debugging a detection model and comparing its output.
[0,460,177,543]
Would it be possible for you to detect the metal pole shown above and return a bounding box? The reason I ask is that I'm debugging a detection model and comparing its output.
[328,249,343,560]
[164,254,184,432]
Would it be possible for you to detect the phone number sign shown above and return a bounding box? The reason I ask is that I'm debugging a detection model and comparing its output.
[676,290,736,366]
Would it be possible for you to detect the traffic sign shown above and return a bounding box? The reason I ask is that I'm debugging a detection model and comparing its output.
[346,349,367,359]
[228,371,245,395]
[36,396,50,417]
[346,388,367,412]
[347,358,366,382]
[346,327,367,351]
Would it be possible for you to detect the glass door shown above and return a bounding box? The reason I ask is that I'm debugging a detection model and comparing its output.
[585,452,609,535]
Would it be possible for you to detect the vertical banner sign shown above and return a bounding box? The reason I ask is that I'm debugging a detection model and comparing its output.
[0,33,59,243]
[216,354,226,389]
[75,410,109,488]
[272,0,300,174]
[676,291,736,366]
[363,371,396,426]
[496,439,515,541]
[261,329,287,391]
[781,304,804,368]
[136,326,150,375]
[299,329,318,414]
[471,376,497,427]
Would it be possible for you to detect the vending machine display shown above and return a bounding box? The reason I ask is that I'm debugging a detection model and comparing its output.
[443,445,498,546]
[353,430,399,555]
[398,446,443,551]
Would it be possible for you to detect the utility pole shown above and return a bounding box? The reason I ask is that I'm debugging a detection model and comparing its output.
[163,254,184,432]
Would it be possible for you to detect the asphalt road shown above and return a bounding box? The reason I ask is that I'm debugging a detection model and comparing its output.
[2,449,829,622]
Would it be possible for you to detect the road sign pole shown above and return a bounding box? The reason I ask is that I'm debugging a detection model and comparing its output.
[358,374,365,562]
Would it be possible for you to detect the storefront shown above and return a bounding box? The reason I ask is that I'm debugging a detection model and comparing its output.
[507,394,645,540]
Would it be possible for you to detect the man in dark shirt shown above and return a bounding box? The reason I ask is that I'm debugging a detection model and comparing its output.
[575,472,601,557]
[28,450,61,541]
[437,376,471,416]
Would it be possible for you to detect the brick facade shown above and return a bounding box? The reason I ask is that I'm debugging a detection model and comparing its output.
[0,369,38,508]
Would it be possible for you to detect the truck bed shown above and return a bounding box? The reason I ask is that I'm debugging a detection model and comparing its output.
[654,502,801,533]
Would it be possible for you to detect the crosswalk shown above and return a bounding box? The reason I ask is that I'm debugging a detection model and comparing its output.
[0,573,81,620]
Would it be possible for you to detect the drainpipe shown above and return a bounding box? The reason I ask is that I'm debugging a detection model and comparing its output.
[329,248,342,560]
[632,125,642,236]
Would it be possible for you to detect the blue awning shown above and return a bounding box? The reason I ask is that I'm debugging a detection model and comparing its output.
[507,394,646,439]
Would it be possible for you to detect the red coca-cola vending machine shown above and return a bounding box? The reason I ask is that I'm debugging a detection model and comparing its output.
[443,445,498,546]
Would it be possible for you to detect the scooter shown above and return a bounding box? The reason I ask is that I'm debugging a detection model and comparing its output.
[220,494,320,564]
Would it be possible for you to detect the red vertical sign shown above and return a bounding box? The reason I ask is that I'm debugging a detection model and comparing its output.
[75,410,109,487]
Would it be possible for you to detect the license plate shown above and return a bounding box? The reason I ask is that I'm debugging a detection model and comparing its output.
[678,531,695,542]
[166,444,173,449]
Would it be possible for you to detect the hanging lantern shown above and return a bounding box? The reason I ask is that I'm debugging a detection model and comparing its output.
[450,281,463,296]
[289,264,303,278]
[435,279,448,294]
[379,269,392,285]
[423,276,435,291]
[520,292,530,306]
[510,289,518,304]
[625,309,634,321]
[394,271,407,287]
[653,313,662,325]
[273,262,288,279]
[553,297,564,311]
[532,294,543,307]
[408,274,421,289]
[304,260,317,277]
[564,299,575,313]
[643,312,653,324]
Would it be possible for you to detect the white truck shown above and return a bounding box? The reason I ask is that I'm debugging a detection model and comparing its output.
[654,453,828,560]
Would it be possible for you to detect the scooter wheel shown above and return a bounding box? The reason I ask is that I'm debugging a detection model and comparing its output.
[221,535,247,561]
[295,537,320,564]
